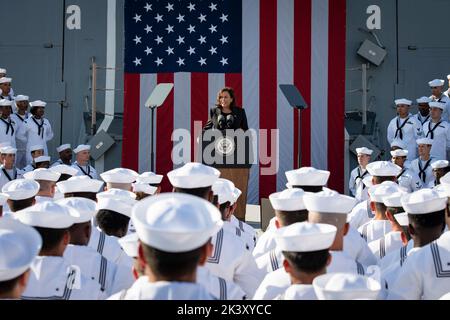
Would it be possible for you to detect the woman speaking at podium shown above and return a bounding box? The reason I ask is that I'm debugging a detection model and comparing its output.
[203,87,250,222]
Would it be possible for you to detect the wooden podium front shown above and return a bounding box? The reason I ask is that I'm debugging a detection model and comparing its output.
[217,167,250,221]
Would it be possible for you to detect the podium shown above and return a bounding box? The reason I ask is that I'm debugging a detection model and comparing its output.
[200,129,255,221]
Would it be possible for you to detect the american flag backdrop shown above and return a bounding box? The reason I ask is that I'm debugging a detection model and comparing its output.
[122,0,346,203]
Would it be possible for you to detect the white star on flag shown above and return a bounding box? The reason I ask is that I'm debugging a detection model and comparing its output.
[133,14,142,23]
[219,14,228,22]
[198,35,207,44]
[219,57,228,66]
[145,47,152,55]
[133,57,141,66]
[166,24,174,33]
[209,3,217,11]
[166,3,174,12]
[219,35,228,44]
[209,46,217,55]
[187,25,196,33]
[198,14,207,23]
[144,25,152,33]
[209,25,217,33]
[155,57,163,66]
[165,46,174,55]
[176,36,185,45]
[187,46,196,55]
[176,14,185,23]
[155,35,163,44]
[187,3,196,11]
[144,3,152,12]
[155,14,163,22]
[176,57,185,66]
[198,57,207,66]
[133,36,142,44]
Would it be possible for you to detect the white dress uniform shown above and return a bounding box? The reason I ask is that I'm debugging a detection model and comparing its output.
[349,166,369,198]
[197,266,247,300]
[0,117,18,148]
[11,112,29,168]
[413,112,430,126]
[230,215,257,250]
[253,250,366,300]
[34,195,54,204]
[379,241,414,287]
[0,165,21,190]
[409,157,436,187]
[348,199,375,230]
[108,277,214,300]
[430,93,450,121]
[253,228,276,259]
[368,231,404,262]
[422,119,450,161]
[21,256,103,300]
[277,284,317,300]
[358,219,392,244]
[71,161,98,179]
[387,114,422,161]
[222,220,253,251]
[16,116,53,164]
[396,167,423,192]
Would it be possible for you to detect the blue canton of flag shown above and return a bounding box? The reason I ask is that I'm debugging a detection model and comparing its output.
[125,0,242,73]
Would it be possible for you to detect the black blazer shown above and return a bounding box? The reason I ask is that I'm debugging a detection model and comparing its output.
[203,106,249,131]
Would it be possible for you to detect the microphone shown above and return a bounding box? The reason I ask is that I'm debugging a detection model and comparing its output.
[226,114,234,128]
[217,115,226,129]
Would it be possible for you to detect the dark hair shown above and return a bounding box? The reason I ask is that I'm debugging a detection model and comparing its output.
[409,209,446,229]
[373,176,396,184]
[218,201,231,220]
[141,242,203,278]
[34,227,67,251]
[57,174,72,183]
[374,202,387,214]
[282,249,330,273]
[64,192,97,201]
[275,209,308,226]
[135,192,151,201]
[291,185,323,193]
[173,186,211,200]
[149,183,160,187]
[8,197,34,212]
[96,209,130,236]
[386,207,405,216]
[212,195,219,207]
[216,87,237,109]
[0,274,23,294]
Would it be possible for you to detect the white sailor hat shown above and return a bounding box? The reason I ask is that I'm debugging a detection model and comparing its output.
[0,68,6,74]
[416,138,433,146]
[0,99,13,107]
[100,167,139,184]
[118,233,139,258]
[96,197,135,218]
[14,95,29,102]
[366,161,402,177]
[429,79,445,87]
[0,146,17,155]
[0,193,9,206]
[2,179,40,200]
[394,99,412,106]
[303,188,356,214]
[368,181,403,203]
[136,171,163,184]
[383,191,407,208]
[50,164,78,177]
[96,188,137,204]
[30,145,44,152]
[394,212,409,226]
[416,96,432,104]
[274,222,336,252]
[0,218,42,282]
[168,162,220,189]
[390,139,407,150]
[429,101,446,110]
[55,197,96,224]
[232,187,242,205]
[24,168,60,182]
[0,77,12,84]
[34,156,51,164]
[390,149,408,157]
[30,100,46,108]
[15,201,78,229]
[401,189,447,214]
[212,178,235,205]
[56,176,104,194]
[355,147,373,156]
[313,273,381,300]
[285,167,330,187]
[132,193,223,253]
[269,188,307,211]
[0,142,11,149]
[56,144,71,153]
[132,182,157,195]
[73,144,90,154]
[362,175,374,188]
[431,160,449,170]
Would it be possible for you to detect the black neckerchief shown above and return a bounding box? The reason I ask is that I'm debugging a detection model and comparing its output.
[1,167,17,181]
[418,114,430,126]
[77,163,92,179]
[395,117,410,140]
[397,168,406,179]
[31,117,44,138]
[426,120,442,139]
[355,168,369,189]
[15,113,27,122]
[0,118,14,136]
[418,158,432,183]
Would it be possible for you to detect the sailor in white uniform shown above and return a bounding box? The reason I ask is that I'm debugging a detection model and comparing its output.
[428,160,450,188]
[2,179,40,214]
[20,145,44,174]
[16,201,104,300]
[413,96,431,126]
[132,182,157,201]
[0,146,22,190]
[410,138,437,187]
[50,164,79,200]
[16,100,53,164]
[273,222,336,300]
[313,273,382,300]
[387,99,423,161]
[168,162,261,297]
[446,75,450,98]
[0,100,18,148]
[71,145,98,179]
[391,149,422,192]
[422,101,450,161]
[0,77,14,101]
[51,144,73,167]
[388,189,449,299]
[23,168,60,204]
[0,217,42,299]
[109,193,221,300]
[429,78,450,121]
[349,147,372,201]
[11,95,30,169]
[100,167,139,192]
[135,171,163,194]
[229,187,257,249]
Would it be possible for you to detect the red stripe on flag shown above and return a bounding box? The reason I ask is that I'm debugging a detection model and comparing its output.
[259,0,277,200]
[156,73,174,192]
[293,0,312,169]
[122,73,140,170]
[225,73,243,108]
[190,73,209,161]
[327,0,346,192]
